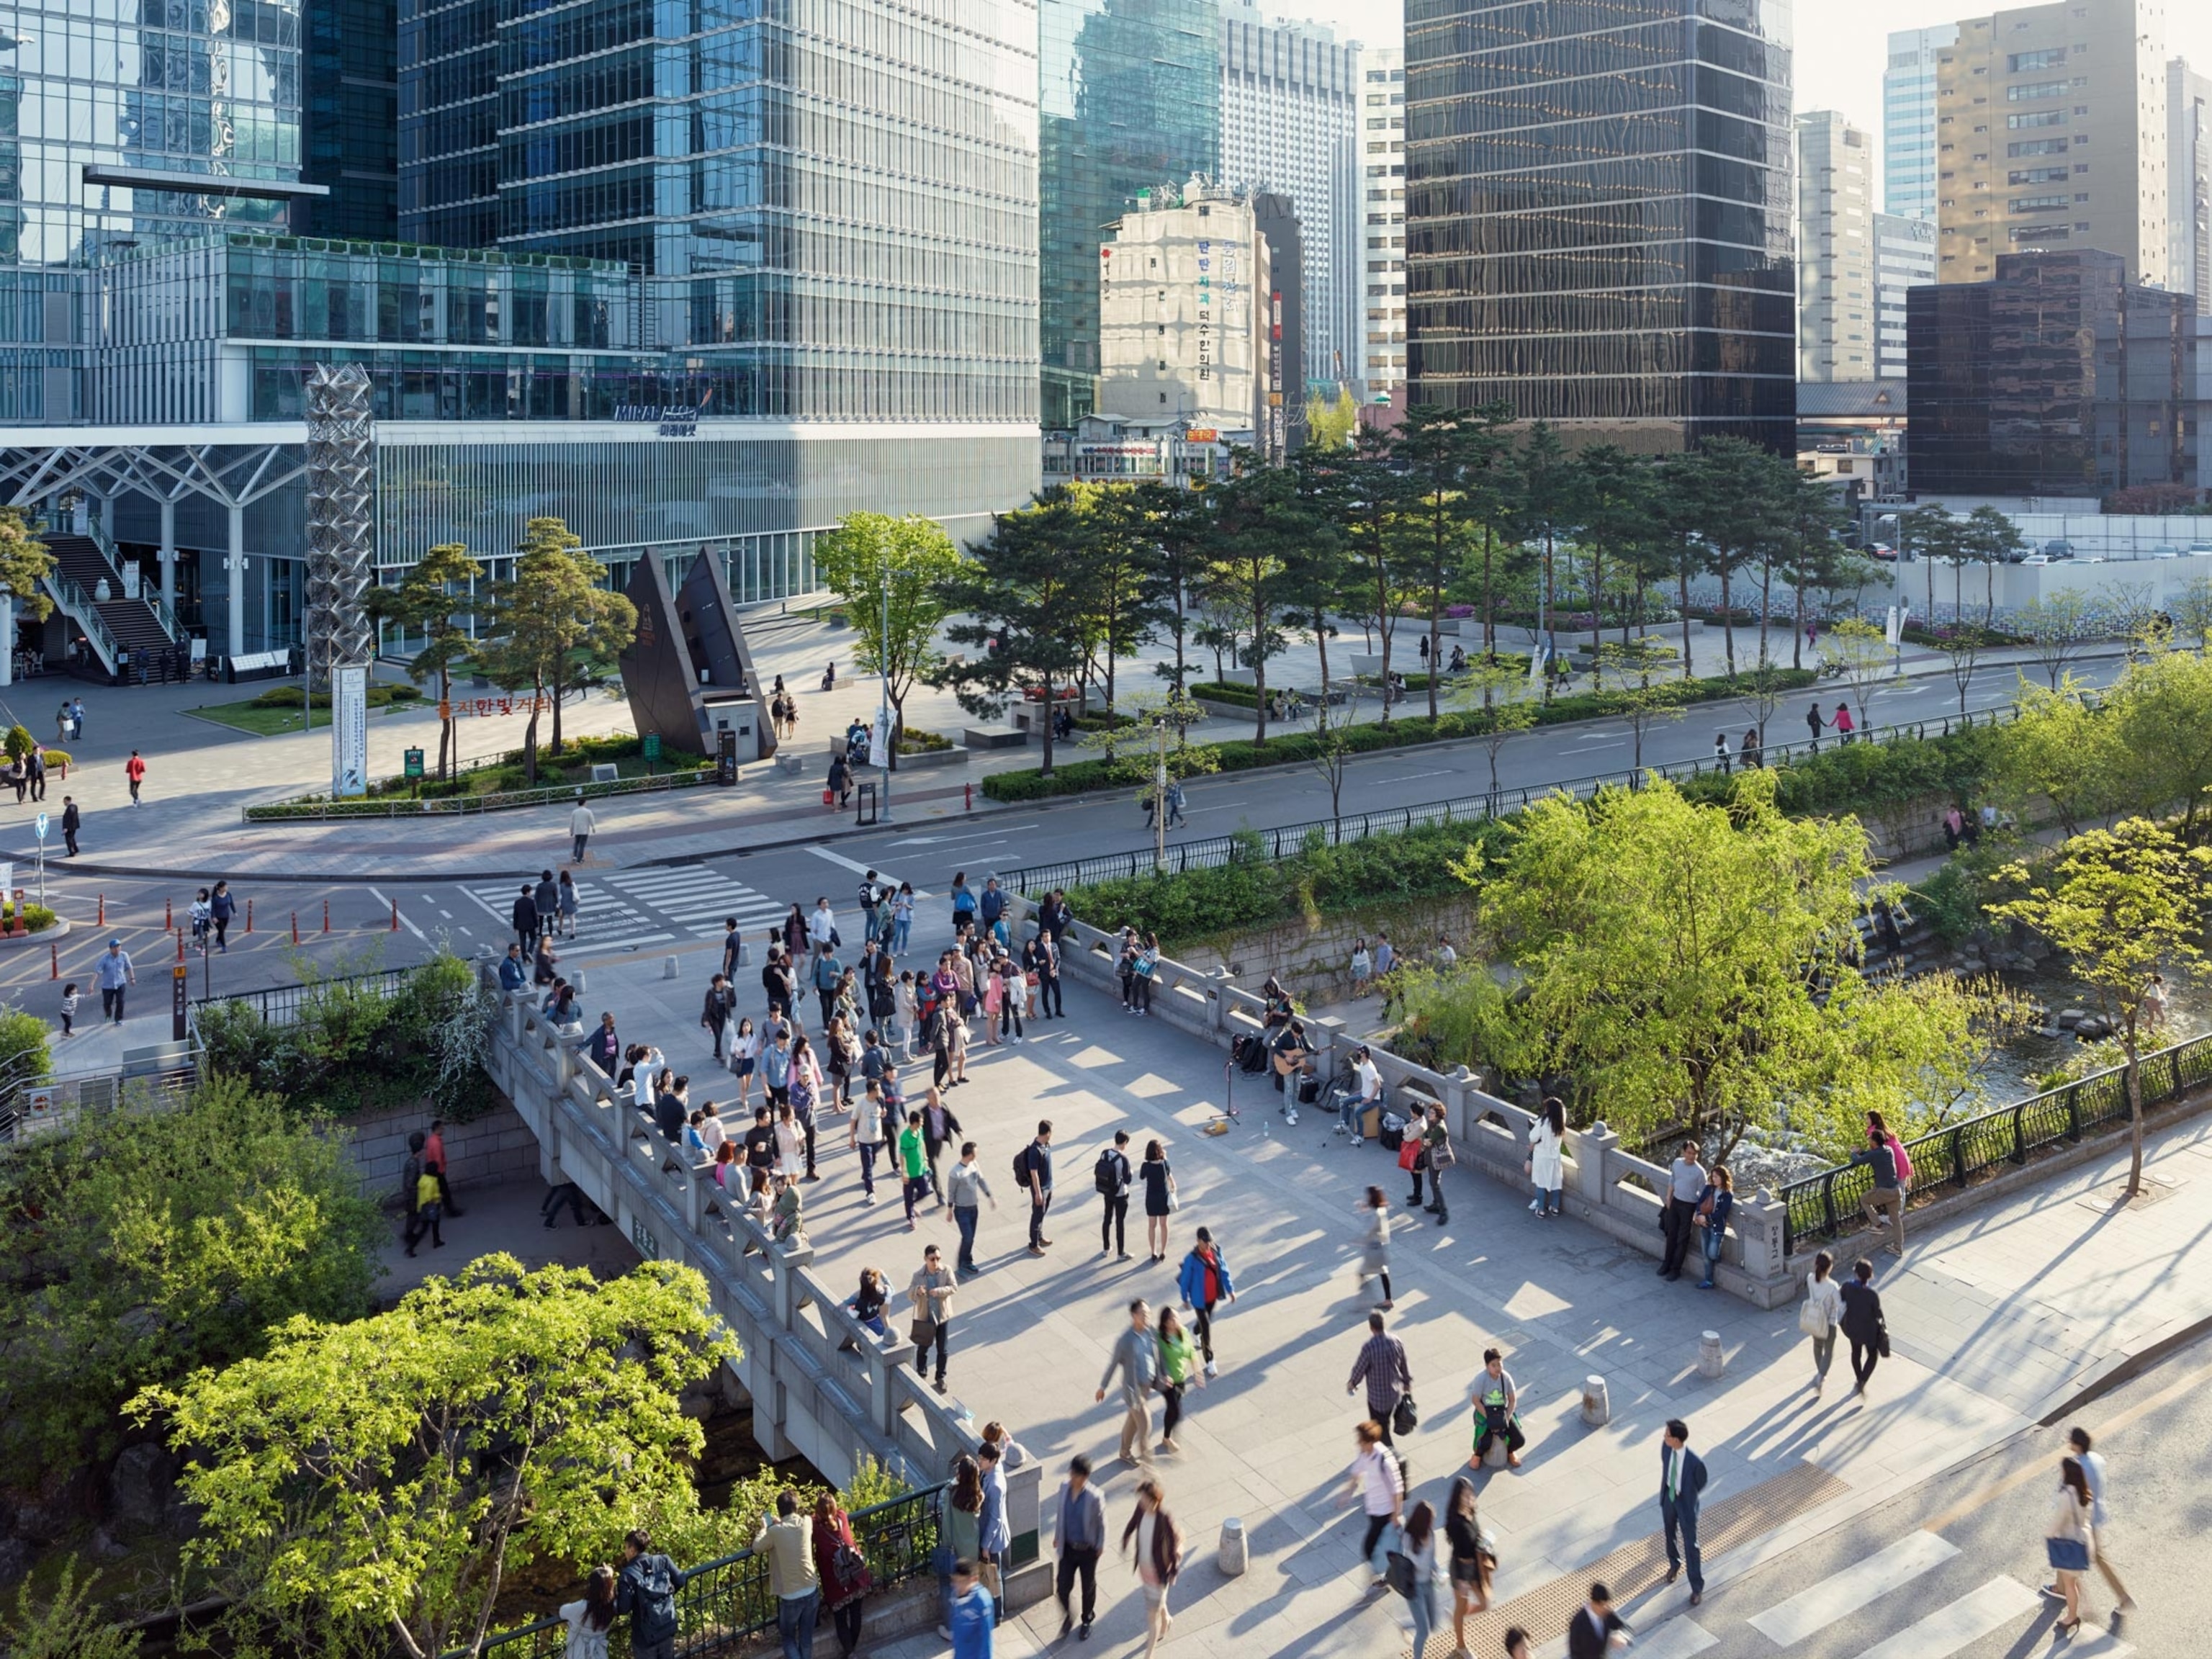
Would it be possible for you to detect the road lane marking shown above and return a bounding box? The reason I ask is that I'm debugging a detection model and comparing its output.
[1747,1531,1957,1647]
[1853,1576,2038,1659]
[369,887,427,943]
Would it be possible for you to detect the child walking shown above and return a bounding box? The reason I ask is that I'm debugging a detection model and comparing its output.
[60,981,78,1037]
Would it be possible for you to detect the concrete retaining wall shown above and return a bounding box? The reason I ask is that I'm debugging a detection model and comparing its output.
[343,1097,542,1207]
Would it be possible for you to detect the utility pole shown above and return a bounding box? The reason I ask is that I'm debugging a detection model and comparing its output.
[877,565,894,824]
[1153,716,1169,871]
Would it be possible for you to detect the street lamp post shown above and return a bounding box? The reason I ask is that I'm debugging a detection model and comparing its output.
[1153,715,1169,871]
[877,564,894,824]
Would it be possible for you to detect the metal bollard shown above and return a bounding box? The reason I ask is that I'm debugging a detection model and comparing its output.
[1581,1375,1610,1427]
[1698,1331,1725,1380]
[246,897,254,933]
[323,898,331,933]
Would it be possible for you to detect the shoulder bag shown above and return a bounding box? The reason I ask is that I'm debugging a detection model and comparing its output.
[1384,1549,1417,1598]
[1797,1294,1831,1336]
[1391,1393,1419,1437]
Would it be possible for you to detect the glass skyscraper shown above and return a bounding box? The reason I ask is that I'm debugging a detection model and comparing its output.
[302,0,398,239]
[398,0,1040,423]
[1881,24,1956,222]
[1403,0,1797,454]
[1040,0,1220,431]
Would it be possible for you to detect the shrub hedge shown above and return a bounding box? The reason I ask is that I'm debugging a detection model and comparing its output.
[985,668,1818,802]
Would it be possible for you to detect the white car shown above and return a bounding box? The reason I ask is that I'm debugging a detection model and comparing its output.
[2150,545,2180,559]
[2190,542,2212,557]
[2020,553,2051,566]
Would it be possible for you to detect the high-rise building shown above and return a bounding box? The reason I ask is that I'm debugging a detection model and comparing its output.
[303,0,399,240]
[1797,112,1877,383]
[1404,0,1797,454]
[1355,45,1405,404]
[1908,247,2206,495]
[1096,178,1274,441]
[1218,0,1358,393]
[1874,212,1937,379]
[2173,58,2211,314]
[1040,0,1222,430]
[1884,24,1959,221]
[1933,0,2170,288]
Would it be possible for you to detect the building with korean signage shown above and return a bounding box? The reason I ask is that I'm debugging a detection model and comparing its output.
[1094,177,1274,446]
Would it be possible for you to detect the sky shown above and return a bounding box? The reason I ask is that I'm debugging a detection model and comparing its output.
[1281,0,2212,196]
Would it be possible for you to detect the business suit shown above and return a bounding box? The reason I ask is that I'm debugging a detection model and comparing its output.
[1568,1604,1629,1659]
[1659,1443,1709,1596]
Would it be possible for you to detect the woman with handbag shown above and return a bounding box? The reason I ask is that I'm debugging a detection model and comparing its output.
[1119,1478,1183,1659]
[1358,1186,1395,1310]
[1393,1499,1442,1659]
[1527,1097,1566,1218]
[1838,1256,1887,1398]
[813,1492,874,1657]
[1694,1165,1734,1290]
[1416,1102,1452,1224]
[2046,1457,2096,1635]
[1444,1475,1493,1645]
[1140,1138,1177,1262]
[1799,1250,1845,1396]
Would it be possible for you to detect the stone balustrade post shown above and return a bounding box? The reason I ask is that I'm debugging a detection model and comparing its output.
[866,1337,916,1439]
[1572,1121,1619,1210]
[770,1241,815,1331]
[1004,1455,1045,1569]
[1445,1066,1476,1141]
[683,1163,704,1231]
[1735,1187,1789,1286]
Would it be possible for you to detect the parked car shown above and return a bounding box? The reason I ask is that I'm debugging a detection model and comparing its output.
[2190,541,2212,556]
[1866,543,1898,561]
[2042,539,2075,559]
[2021,553,2051,566]
[2150,545,2180,559]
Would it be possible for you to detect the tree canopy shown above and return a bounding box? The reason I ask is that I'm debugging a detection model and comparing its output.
[809,512,965,751]
[132,1256,737,1659]
[367,541,483,778]
[478,518,636,775]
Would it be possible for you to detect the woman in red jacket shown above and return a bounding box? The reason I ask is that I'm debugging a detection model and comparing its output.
[811,1492,873,1657]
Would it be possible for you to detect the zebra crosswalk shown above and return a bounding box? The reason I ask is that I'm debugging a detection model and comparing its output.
[465,879,675,953]
[602,867,786,939]
[1726,1563,2132,1659]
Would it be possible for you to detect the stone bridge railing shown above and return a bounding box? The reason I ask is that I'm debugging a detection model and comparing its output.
[1004,899,1799,1310]
[478,976,1050,1582]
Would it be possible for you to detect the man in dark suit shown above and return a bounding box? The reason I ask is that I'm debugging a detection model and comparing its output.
[1660,1419,1709,1604]
[1565,1582,1631,1658]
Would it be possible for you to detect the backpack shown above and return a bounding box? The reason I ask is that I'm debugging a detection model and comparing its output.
[1094,1147,1122,1195]
[1012,1144,1033,1189]
[629,1555,678,1636]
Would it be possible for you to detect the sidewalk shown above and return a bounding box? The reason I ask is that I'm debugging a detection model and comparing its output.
[0,613,2113,884]
[522,932,2212,1659]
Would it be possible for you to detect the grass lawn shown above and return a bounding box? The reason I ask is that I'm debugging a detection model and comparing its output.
[187,700,408,736]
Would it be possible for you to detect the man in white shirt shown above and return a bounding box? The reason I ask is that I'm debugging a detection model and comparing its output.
[807,896,838,951]
[569,797,596,863]
[2053,1426,2136,1632]
[1340,1045,1382,1141]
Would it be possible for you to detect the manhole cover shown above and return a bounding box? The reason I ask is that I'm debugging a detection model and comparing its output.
[2075,1172,2180,1214]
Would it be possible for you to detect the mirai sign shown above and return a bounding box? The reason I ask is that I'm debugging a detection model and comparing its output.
[613,404,700,438]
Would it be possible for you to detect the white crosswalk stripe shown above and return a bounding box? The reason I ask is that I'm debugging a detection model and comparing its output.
[1852,1576,2043,1659]
[464,882,675,951]
[1748,1531,1959,1647]
[603,867,786,938]
[1624,1617,1715,1659]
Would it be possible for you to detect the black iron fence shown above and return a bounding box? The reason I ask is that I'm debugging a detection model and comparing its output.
[192,966,415,1028]
[444,1483,945,1659]
[1779,1028,2212,1253]
[997,702,2023,897]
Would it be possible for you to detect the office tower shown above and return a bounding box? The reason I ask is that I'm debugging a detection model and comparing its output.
[303,0,399,240]
[1404,0,1796,454]
[1797,112,1876,383]
[2174,58,2211,313]
[1040,0,1222,430]
[1096,178,1273,440]
[1356,44,1406,403]
[1218,0,1358,392]
[1885,24,1959,220]
[1874,212,1937,378]
[1909,248,2201,494]
[0,0,317,421]
[1933,0,2169,288]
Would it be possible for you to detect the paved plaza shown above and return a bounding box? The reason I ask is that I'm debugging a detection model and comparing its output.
[503,915,2212,1659]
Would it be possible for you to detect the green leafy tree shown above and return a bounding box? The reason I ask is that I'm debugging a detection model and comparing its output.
[1593,637,1681,769]
[809,512,963,762]
[1781,467,1852,669]
[1449,657,1539,795]
[1992,819,2211,1195]
[1064,483,1172,715]
[1934,624,1987,719]
[1984,675,2118,838]
[1316,426,1415,718]
[1401,771,2002,1158]
[1304,385,1359,451]
[1820,616,1899,735]
[478,519,637,779]
[2015,588,2097,690]
[132,1256,738,1659]
[1959,505,2026,626]
[0,505,58,625]
[366,541,483,779]
[1679,438,1789,674]
[2169,574,2212,655]
[1204,454,1316,746]
[1305,687,1367,823]
[0,1556,143,1659]
[2102,642,2212,837]
[1571,445,1650,689]
[1132,481,1213,694]
[0,1076,382,1485]
[1902,503,1963,625]
[937,489,1098,775]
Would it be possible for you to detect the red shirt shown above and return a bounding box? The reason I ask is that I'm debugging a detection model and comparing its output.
[424,1128,446,1170]
[126,755,146,781]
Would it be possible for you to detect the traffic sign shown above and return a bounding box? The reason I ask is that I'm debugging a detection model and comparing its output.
[33,813,47,842]
[403,747,425,779]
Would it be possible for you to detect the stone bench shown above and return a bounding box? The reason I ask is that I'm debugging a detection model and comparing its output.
[964,727,1028,750]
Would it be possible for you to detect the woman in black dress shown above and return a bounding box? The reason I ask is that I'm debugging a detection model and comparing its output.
[1138,1138,1177,1262]
[1838,1256,1887,1398]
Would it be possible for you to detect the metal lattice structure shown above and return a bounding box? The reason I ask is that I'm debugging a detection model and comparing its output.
[302,363,377,677]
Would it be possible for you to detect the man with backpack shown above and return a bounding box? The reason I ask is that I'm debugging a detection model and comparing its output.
[1094,1130,1133,1260]
[614,1529,688,1659]
[857,870,886,943]
[1017,1120,1056,1255]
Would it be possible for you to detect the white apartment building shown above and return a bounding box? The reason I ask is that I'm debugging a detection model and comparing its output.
[1874,212,1938,377]
[1095,177,1274,437]
[1797,111,1877,382]
[1357,44,1406,403]
[1885,24,1961,220]
[1220,0,1361,391]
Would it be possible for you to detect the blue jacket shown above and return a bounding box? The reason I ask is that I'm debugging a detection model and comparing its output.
[949,1583,995,1659]
[1177,1245,1234,1308]
[979,886,1005,925]
[1659,1445,1707,1516]
[498,955,529,993]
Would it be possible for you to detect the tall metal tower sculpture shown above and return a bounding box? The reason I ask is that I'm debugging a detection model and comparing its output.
[303,363,377,796]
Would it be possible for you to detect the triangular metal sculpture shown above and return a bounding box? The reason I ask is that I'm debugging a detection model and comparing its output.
[619,549,779,763]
